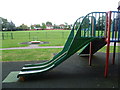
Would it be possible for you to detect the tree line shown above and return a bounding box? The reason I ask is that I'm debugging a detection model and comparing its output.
[0,17,16,31]
[0,16,106,31]
[0,17,72,31]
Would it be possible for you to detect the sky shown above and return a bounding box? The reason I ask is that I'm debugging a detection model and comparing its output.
[0,0,119,26]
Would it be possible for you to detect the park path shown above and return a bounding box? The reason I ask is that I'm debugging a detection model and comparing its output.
[0,42,119,50]
[0,45,64,50]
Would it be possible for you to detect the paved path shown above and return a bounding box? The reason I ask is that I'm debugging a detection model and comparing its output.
[0,42,119,50]
[0,46,64,50]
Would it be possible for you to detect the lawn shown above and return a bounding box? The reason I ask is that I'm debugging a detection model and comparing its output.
[1,30,70,48]
[98,46,120,53]
[1,30,119,48]
[2,48,62,61]
[2,46,120,62]
[1,30,120,62]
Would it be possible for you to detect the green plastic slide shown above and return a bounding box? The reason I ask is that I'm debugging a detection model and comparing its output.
[17,28,96,78]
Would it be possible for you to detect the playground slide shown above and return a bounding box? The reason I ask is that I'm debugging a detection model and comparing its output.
[17,29,75,78]
[17,36,97,78]
[17,12,111,78]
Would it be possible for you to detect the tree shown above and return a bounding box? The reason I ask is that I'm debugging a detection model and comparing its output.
[81,17,90,30]
[64,22,68,29]
[8,21,16,30]
[96,16,106,30]
[30,25,35,29]
[46,21,52,26]
[53,24,60,29]
[41,23,46,29]
[1,17,8,30]
[0,17,16,30]
[17,24,29,30]
[35,24,41,29]
[0,18,3,30]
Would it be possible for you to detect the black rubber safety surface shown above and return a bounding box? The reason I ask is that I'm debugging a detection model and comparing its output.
[2,52,120,89]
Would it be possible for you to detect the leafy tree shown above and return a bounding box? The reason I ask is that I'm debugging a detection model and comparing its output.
[81,17,90,30]
[53,24,60,29]
[64,22,71,30]
[35,24,41,29]
[0,18,3,30]
[1,17,8,30]
[46,21,52,26]
[68,25,72,30]
[74,20,81,30]
[41,23,46,29]
[17,24,29,30]
[0,17,16,30]
[96,16,106,30]
[64,22,68,29]
[30,25,35,29]
[7,21,16,30]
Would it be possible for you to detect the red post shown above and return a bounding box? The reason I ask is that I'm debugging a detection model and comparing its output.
[89,42,92,66]
[105,13,108,38]
[104,11,111,78]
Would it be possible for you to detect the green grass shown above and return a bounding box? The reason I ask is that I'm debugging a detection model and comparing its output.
[1,30,70,48]
[2,46,120,62]
[1,30,120,62]
[98,46,120,53]
[2,48,62,61]
[1,30,119,48]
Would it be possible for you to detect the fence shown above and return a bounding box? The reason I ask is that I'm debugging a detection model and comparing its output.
[1,31,70,40]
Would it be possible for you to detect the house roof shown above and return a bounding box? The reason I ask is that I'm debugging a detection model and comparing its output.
[59,24,65,27]
[46,25,53,27]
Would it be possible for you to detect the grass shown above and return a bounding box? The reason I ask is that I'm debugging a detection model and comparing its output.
[2,46,120,61]
[2,46,120,62]
[1,30,120,48]
[1,30,120,62]
[98,46,120,53]
[1,30,70,48]
[2,48,62,61]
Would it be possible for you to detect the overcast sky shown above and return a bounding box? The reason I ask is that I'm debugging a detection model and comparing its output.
[0,0,119,26]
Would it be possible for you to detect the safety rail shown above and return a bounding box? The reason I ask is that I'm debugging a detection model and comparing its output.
[72,16,84,37]
[110,11,120,42]
[72,11,120,42]
[79,12,106,38]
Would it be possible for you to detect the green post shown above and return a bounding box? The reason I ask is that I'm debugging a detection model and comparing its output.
[7,33,8,39]
[2,33,4,40]
[29,32,30,40]
[11,33,13,39]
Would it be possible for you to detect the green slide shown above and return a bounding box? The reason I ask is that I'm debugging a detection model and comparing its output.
[17,12,107,78]
[17,28,97,78]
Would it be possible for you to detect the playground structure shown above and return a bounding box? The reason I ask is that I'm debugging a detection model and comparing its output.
[17,10,120,79]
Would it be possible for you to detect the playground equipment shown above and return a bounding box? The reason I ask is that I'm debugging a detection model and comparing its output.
[17,11,120,79]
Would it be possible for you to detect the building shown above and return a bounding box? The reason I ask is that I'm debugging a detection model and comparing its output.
[46,25,53,29]
[59,24,65,29]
